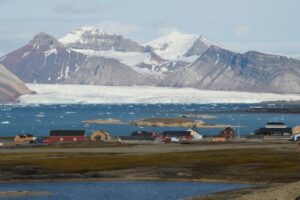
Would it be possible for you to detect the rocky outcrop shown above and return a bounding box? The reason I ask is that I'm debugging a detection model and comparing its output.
[0,64,32,103]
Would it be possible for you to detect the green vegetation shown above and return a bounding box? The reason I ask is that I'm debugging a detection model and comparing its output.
[1,148,300,183]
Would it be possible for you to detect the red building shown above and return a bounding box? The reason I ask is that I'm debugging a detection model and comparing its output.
[44,130,86,144]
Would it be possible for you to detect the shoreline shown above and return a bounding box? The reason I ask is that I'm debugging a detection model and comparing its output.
[193,181,300,200]
[0,190,51,198]
[1,142,300,199]
[0,177,257,199]
[0,176,258,185]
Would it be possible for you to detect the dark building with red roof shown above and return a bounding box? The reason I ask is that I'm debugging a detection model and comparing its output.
[44,130,86,144]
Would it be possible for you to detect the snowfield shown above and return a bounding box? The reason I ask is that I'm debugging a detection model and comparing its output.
[17,84,300,105]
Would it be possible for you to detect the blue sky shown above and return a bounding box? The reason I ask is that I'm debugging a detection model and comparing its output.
[0,0,299,56]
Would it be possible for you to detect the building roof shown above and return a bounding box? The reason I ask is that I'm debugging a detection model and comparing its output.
[131,131,161,137]
[255,128,292,134]
[119,136,157,141]
[16,134,33,138]
[163,131,191,137]
[49,130,85,137]
[266,122,286,125]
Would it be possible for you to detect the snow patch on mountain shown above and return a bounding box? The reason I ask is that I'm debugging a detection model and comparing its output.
[21,51,30,59]
[19,83,300,105]
[59,26,104,45]
[71,49,167,77]
[72,49,151,66]
[146,31,199,60]
[44,48,57,57]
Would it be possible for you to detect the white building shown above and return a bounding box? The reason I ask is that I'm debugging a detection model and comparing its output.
[187,128,203,140]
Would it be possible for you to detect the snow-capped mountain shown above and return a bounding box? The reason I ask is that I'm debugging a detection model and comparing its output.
[1,29,300,94]
[60,26,145,52]
[146,31,216,61]
[60,27,174,76]
[0,64,32,103]
[0,32,160,86]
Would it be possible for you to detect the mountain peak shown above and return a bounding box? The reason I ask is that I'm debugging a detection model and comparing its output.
[167,31,198,38]
[146,31,217,60]
[59,26,108,45]
[29,32,63,49]
[60,26,145,52]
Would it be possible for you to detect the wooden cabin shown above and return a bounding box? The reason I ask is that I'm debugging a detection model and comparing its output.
[14,134,35,144]
[91,130,111,141]
[44,130,86,144]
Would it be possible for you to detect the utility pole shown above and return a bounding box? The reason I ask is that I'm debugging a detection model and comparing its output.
[238,119,240,140]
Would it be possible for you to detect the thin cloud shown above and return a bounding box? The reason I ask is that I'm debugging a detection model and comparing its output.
[233,25,252,37]
[158,26,179,36]
[54,3,105,14]
[95,21,138,35]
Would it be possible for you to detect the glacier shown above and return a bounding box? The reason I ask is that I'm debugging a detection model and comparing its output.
[17,83,300,105]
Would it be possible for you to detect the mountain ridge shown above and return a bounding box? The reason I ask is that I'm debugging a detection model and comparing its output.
[0,29,300,94]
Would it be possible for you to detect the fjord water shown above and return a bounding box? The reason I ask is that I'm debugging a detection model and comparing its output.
[0,103,299,137]
[0,181,249,200]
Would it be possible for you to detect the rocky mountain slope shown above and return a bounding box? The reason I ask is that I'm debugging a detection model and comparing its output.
[162,46,300,93]
[0,32,158,86]
[1,28,300,94]
[0,32,87,83]
[0,64,32,103]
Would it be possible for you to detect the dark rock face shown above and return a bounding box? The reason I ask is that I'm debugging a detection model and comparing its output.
[162,46,300,93]
[184,36,211,57]
[0,64,32,103]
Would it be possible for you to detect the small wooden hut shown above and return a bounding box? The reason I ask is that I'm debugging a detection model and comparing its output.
[14,134,34,144]
[91,130,111,141]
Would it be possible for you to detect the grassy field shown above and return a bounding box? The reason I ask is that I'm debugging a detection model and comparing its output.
[1,146,300,183]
